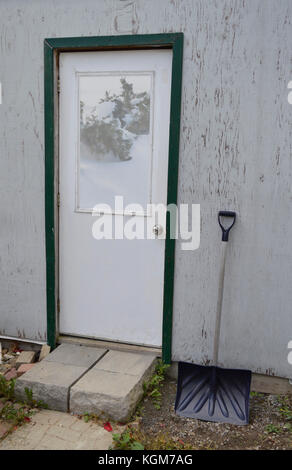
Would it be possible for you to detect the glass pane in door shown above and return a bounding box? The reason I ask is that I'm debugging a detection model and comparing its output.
[77,73,154,214]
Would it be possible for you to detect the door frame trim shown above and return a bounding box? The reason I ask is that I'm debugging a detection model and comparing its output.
[44,33,183,363]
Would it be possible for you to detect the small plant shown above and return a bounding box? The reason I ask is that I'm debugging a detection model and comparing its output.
[250,391,265,398]
[0,376,15,400]
[0,380,46,439]
[277,396,292,422]
[82,412,107,425]
[24,387,48,409]
[111,427,194,451]
[0,402,32,427]
[142,360,170,410]
[112,429,144,450]
[83,412,91,423]
[265,423,282,434]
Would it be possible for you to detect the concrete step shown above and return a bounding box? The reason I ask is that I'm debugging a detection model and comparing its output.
[70,350,156,422]
[14,344,107,411]
[14,344,157,421]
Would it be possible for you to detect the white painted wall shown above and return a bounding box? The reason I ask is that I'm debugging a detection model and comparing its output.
[0,0,292,377]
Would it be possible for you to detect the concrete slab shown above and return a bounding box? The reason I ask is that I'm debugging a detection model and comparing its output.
[70,350,156,422]
[14,345,106,412]
[43,343,106,367]
[14,362,86,411]
[94,350,157,376]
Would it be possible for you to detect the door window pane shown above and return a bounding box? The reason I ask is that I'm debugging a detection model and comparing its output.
[77,73,153,213]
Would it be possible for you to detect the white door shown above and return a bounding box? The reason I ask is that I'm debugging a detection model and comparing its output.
[59,49,172,347]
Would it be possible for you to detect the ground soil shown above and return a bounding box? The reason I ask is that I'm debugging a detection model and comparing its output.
[139,377,292,450]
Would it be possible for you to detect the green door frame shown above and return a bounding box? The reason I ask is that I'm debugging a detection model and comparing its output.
[44,33,183,363]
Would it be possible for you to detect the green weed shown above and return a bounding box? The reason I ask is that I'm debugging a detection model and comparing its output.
[250,391,265,398]
[0,402,32,427]
[0,376,15,400]
[277,396,292,423]
[111,429,144,450]
[265,424,282,434]
[142,360,169,410]
[111,426,195,450]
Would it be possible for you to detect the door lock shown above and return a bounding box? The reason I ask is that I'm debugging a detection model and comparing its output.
[153,225,163,236]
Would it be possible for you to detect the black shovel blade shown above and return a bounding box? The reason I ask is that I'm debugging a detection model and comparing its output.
[175,362,251,425]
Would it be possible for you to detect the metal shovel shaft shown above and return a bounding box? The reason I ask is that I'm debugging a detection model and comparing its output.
[213,211,236,366]
[213,241,228,366]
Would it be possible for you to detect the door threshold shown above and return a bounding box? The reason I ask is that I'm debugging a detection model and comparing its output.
[58,335,162,357]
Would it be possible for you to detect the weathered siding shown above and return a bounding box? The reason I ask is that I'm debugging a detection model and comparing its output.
[0,0,291,377]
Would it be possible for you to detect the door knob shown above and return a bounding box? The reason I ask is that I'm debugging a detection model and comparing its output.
[153,225,163,236]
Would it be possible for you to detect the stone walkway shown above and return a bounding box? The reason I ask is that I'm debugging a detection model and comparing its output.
[0,409,123,450]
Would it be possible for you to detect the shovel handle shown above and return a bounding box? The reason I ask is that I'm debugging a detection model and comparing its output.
[218,211,236,242]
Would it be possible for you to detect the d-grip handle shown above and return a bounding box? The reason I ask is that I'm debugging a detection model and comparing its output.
[218,211,236,242]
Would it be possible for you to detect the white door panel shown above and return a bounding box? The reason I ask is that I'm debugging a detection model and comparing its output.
[59,50,172,347]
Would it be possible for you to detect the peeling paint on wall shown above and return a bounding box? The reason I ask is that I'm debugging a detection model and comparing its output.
[114,1,138,34]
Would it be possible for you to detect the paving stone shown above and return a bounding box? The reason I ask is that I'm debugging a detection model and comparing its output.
[76,432,113,450]
[0,424,48,449]
[0,422,11,439]
[16,351,36,366]
[47,423,81,442]
[17,364,35,376]
[14,346,106,412]
[70,351,156,422]
[32,409,61,426]
[43,343,106,367]
[52,411,80,426]
[4,368,17,381]
[37,434,75,450]
[39,344,51,362]
[70,418,95,432]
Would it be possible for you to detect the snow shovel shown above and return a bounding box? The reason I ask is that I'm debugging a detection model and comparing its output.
[175,211,252,425]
